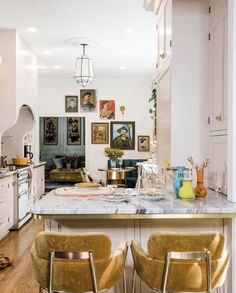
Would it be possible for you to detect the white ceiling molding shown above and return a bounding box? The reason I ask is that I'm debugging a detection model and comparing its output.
[143,0,161,14]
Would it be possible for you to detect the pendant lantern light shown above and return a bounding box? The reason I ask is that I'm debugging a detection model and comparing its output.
[74,43,94,87]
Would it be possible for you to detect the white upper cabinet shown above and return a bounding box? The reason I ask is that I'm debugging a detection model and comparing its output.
[209,0,227,21]
[209,3,228,132]
[156,0,172,70]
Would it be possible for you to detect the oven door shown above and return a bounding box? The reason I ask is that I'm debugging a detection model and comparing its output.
[18,191,28,221]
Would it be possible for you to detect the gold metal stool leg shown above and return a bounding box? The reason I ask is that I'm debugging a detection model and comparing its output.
[123,268,127,293]
[39,285,43,293]
[131,267,136,293]
[217,288,220,293]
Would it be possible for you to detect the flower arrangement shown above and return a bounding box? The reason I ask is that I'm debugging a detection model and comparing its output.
[187,156,210,170]
[104,147,124,160]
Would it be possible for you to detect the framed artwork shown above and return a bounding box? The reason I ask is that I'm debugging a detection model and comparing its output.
[65,96,78,113]
[44,117,58,145]
[99,100,115,119]
[67,117,81,145]
[138,135,150,152]
[91,123,109,144]
[110,121,135,150]
[80,89,97,112]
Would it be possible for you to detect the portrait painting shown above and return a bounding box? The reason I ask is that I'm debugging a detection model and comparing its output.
[80,89,97,112]
[110,121,135,150]
[91,123,109,144]
[138,135,150,152]
[99,100,115,120]
[44,117,58,145]
[65,96,78,113]
[67,117,81,145]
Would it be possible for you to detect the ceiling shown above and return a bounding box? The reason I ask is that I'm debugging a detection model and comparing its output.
[0,0,156,79]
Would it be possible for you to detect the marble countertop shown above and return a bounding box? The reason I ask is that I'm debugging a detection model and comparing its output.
[31,188,236,219]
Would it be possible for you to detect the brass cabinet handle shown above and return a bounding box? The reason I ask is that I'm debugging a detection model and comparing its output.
[215,115,223,121]
[160,53,166,59]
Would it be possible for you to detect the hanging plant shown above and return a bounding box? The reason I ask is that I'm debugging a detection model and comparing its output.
[149,82,157,120]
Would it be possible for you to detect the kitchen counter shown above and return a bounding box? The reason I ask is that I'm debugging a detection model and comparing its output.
[33,161,46,168]
[0,171,17,180]
[31,189,236,219]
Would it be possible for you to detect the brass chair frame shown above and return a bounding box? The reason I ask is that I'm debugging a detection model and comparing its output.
[131,249,221,293]
[38,249,127,293]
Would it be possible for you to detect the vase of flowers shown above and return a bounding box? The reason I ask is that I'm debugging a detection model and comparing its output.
[187,156,210,198]
[104,147,124,168]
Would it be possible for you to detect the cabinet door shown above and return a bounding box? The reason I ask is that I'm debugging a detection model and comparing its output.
[209,4,228,132]
[157,67,171,167]
[165,0,172,58]
[157,10,165,68]
[208,135,227,194]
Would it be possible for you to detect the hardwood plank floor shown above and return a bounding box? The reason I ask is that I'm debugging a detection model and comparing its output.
[0,219,44,293]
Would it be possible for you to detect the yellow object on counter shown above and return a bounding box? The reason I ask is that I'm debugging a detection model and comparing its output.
[12,157,28,166]
[163,159,170,168]
[179,178,195,199]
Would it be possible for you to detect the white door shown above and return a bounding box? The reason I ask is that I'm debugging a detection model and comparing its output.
[165,0,172,58]
[157,10,165,68]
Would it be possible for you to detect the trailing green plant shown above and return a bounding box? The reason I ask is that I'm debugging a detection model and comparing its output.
[149,82,157,120]
[104,147,124,160]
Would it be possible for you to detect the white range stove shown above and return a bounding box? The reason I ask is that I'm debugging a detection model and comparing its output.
[11,166,33,229]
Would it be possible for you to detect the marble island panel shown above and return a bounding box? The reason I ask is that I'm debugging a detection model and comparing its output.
[31,189,236,219]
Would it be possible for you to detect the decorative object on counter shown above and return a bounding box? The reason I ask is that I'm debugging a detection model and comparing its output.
[120,105,125,115]
[67,117,81,145]
[44,117,58,145]
[179,178,195,199]
[0,155,7,168]
[173,166,185,198]
[12,156,28,166]
[138,135,150,152]
[74,43,94,87]
[187,156,210,198]
[104,147,124,168]
[65,96,78,113]
[99,100,115,119]
[91,123,109,144]
[110,121,135,150]
[80,89,97,112]
[149,80,158,154]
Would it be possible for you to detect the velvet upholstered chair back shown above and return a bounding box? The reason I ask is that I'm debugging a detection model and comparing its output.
[34,231,112,260]
[147,231,226,261]
[131,231,229,292]
[31,231,128,293]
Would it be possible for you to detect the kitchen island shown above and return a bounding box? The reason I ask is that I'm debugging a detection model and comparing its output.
[31,189,236,293]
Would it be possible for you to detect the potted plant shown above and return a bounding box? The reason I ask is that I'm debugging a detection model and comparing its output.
[104,147,124,168]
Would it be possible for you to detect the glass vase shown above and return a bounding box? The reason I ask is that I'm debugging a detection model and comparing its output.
[195,170,207,198]
[110,159,117,168]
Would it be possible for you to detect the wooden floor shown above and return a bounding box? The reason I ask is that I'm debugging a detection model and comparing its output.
[0,219,44,293]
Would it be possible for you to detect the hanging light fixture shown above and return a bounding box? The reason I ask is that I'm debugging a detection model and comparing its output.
[74,43,94,87]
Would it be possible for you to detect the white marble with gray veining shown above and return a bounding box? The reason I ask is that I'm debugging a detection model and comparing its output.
[31,188,236,216]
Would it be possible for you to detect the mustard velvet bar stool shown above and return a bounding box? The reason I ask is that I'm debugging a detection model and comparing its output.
[131,232,229,293]
[31,231,128,293]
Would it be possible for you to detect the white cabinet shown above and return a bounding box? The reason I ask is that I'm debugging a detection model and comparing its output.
[33,165,45,203]
[0,176,15,239]
[208,135,227,194]
[209,3,228,132]
[156,0,172,69]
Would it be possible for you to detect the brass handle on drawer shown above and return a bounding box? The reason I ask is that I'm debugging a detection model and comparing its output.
[215,115,222,121]
[160,53,166,59]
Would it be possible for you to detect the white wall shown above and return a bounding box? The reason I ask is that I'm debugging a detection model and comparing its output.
[38,77,153,181]
[0,29,38,159]
[171,0,209,166]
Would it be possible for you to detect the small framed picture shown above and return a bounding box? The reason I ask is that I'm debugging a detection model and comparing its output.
[138,135,150,152]
[67,117,81,145]
[44,117,58,145]
[99,100,115,119]
[110,121,135,150]
[65,96,78,113]
[91,123,109,144]
[80,89,97,112]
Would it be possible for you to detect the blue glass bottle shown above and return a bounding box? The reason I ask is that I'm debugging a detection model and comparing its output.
[173,166,185,198]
